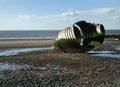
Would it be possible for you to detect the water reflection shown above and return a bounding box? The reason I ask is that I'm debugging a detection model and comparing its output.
[0,47,53,56]
[87,50,120,58]
[115,46,120,50]
[0,62,30,71]
[0,62,59,72]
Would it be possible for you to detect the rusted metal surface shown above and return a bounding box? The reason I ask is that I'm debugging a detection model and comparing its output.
[54,21,105,52]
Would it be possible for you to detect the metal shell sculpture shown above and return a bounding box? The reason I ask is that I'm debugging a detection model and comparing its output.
[53,21,105,52]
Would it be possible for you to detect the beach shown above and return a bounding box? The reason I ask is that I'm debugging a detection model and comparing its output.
[0,39,120,87]
[0,39,54,49]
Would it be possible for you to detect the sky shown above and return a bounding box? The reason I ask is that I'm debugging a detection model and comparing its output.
[0,0,120,30]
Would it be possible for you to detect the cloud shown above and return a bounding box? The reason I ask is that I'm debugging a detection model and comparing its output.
[17,8,120,19]
[61,10,88,17]
[105,16,120,24]
[60,8,120,17]
[15,7,120,24]
[1,7,120,30]
[16,14,35,20]
[92,8,120,14]
[16,14,57,20]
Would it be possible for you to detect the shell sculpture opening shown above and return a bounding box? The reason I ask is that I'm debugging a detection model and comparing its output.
[53,21,105,52]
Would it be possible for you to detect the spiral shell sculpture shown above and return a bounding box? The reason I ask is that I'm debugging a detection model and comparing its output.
[54,21,105,52]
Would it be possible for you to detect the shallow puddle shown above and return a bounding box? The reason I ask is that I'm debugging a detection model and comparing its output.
[0,47,53,56]
[115,46,120,50]
[87,50,120,58]
[0,62,59,72]
[0,62,30,71]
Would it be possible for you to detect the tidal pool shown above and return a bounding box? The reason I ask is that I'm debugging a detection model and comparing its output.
[0,62,59,72]
[87,50,120,58]
[0,47,53,56]
[115,46,120,50]
[0,62,30,71]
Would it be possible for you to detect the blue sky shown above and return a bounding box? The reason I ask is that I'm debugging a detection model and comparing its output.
[0,0,120,30]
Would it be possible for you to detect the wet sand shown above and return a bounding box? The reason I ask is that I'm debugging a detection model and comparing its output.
[0,39,54,49]
[0,39,120,87]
